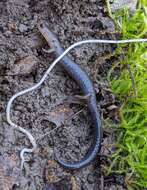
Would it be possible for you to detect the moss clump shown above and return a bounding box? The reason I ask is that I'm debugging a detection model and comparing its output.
[107,0,147,189]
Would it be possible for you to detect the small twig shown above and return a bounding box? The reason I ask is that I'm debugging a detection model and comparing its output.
[66,107,86,121]
[36,125,60,142]
[0,74,17,77]
[100,175,104,190]
[105,0,113,19]
[37,107,85,142]
[126,64,138,97]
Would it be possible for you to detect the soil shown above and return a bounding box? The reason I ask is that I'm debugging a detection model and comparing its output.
[0,0,124,190]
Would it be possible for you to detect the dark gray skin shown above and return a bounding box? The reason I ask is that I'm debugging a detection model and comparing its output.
[38,23,102,169]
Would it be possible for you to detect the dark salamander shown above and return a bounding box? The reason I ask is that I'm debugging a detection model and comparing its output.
[38,22,102,170]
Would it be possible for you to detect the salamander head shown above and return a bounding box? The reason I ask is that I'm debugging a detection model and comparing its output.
[37,21,61,51]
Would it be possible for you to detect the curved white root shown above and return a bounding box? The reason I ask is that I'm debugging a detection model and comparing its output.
[6,37,147,170]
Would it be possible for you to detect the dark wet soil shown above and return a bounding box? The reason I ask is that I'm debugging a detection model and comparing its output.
[0,0,124,189]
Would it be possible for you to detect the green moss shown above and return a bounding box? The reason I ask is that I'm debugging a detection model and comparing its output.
[106,0,147,189]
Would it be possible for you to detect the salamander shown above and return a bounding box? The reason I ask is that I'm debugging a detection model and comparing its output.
[38,22,102,169]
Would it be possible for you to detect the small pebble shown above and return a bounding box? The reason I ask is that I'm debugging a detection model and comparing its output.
[42,87,50,97]
[87,173,95,184]
[19,24,28,33]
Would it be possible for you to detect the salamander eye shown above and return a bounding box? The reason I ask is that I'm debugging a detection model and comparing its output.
[39,23,44,28]
[38,21,47,29]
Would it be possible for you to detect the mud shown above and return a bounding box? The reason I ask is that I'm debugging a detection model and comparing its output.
[0,0,124,189]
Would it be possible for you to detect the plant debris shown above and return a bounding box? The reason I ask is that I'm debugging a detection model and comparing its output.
[47,104,74,127]
[7,55,38,76]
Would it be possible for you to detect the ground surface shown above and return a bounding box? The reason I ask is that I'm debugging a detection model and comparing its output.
[0,0,123,189]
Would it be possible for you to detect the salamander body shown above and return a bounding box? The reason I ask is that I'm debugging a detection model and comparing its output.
[38,23,102,169]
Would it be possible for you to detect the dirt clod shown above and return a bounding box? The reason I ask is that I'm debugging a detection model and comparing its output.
[19,24,28,33]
